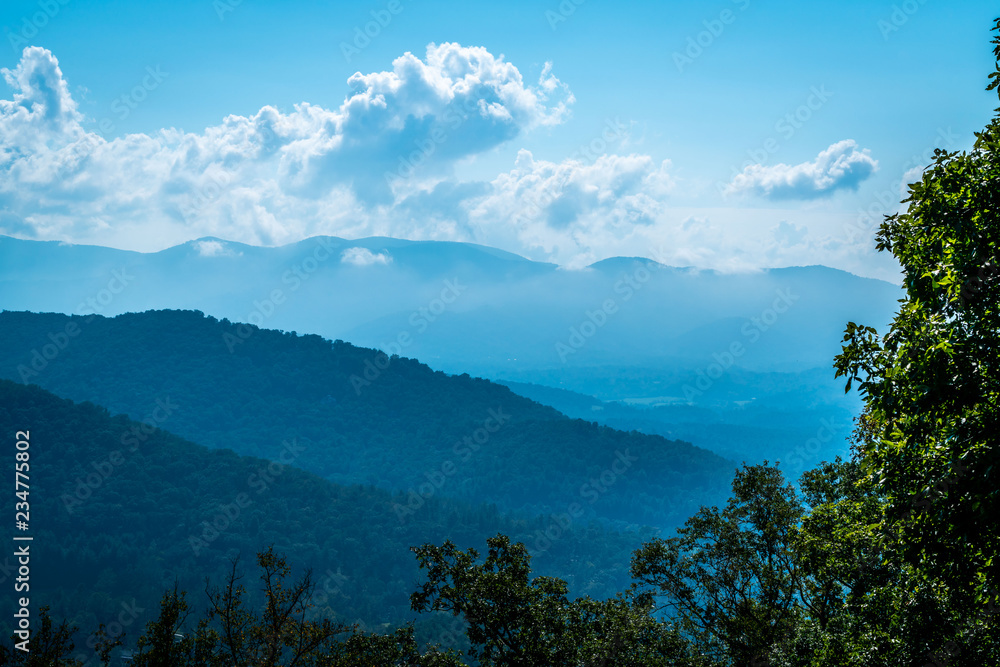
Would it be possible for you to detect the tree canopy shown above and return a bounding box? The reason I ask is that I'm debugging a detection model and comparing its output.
[835,16,1000,603]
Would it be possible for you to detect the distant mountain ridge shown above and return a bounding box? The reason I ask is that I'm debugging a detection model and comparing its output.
[0,234,900,470]
[0,234,900,377]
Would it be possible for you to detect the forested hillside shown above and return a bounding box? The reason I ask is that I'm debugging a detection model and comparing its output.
[0,379,658,656]
[0,309,735,530]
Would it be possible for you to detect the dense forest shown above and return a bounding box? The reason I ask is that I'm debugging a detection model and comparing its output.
[0,308,736,530]
[0,379,673,657]
[3,16,1000,667]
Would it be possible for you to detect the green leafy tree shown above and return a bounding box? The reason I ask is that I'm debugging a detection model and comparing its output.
[775,458,966,666]
[834,18,1000,606]
[630,464,810,666]
[781,458,891,665]
[318,625,465,666]
[126,546,462,666]
[131,585,221,666]
[410,534,704,666]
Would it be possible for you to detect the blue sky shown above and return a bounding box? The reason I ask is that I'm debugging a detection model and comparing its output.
[0,0,996,281]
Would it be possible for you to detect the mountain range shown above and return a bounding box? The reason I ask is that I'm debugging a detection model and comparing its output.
[0,235,901,469]
[0,235,905,660]
[0,309,735,531]
[0,234,899,376]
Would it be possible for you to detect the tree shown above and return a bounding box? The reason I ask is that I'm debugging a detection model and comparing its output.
[630,464,808,666]
[131,585,221,666]
[203,546,347,665]
[410,534,704,666]
[834,17,1000,606]
[126,546,461,666]
[778,458,981,667]
[0,606,82,666]
[318,625,465,667]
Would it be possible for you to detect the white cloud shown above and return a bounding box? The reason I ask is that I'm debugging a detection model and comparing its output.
[462,149,674,267]
[0,46,83,151]
[341,247,392,266]
[725,140,878,199]
[0,43,573,247]
[194,239,241,257]
[0,47,897,280]
[771,220,808,247]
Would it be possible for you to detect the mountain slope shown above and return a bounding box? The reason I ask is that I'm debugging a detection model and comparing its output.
[0,309,736,530]
[0,234,898,468]
[0,379,657,644]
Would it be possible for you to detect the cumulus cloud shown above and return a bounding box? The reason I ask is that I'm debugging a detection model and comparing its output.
[725,140,877,199]
[341,247,392,266]
[0,43,573,246]
[463,149,674,266]
[0,46,83,150]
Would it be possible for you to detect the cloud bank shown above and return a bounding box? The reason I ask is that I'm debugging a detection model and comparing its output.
[0,45,889,276]
[0,43,573,247]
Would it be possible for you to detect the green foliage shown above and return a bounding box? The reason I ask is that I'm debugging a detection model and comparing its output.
[0,606,83,666]
[199,546,346,665]
[3,540,702,666]
[808,19,1000,664]
[781,458,1000,666]
[131,585,219,666]
[318,626,465,667]
[411,534,705,666]
[834,18,1000,602]
[0,379,655,658]
[0,309,734,530]
[121,547,463,666]
[631,463,807,666]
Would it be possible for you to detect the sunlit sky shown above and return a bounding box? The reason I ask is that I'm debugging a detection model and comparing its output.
[1,0,996,281]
